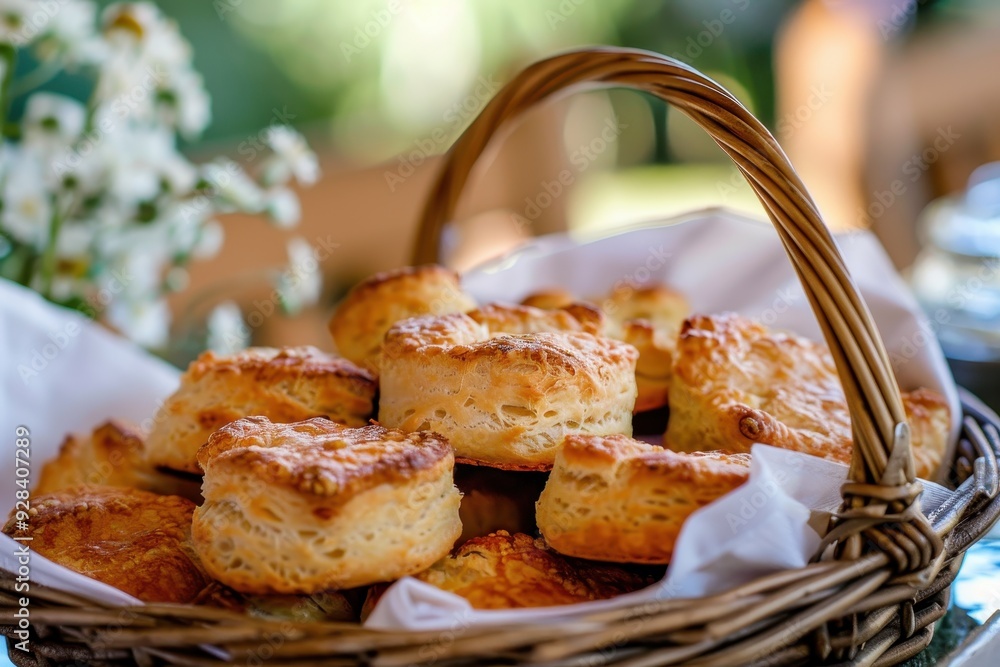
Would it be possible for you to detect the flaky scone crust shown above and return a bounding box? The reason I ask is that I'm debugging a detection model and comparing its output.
[197,417,453,503]
[522,285,689,413]
[469,302,604,336]
[410,530,655,608]
[3,486,207,603]
[536,435,750,564]
[328,264,476,371]
[192,417,462,594]
[666,313,950,478]
[145,346,375,474]
[35,420,146,494]
[379,313,638,470]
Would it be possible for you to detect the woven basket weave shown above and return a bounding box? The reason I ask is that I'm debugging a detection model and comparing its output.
[5,47,1000,667]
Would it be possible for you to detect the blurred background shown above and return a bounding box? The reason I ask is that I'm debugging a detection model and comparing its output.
[11,0,1000,380]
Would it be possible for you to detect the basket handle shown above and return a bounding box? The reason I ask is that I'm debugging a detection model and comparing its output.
[412,47,943,575]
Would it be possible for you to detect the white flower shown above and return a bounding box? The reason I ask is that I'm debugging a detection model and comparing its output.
[39,0,106,66]
[263,126,319,186]
[265,187,300,227]
[206,300,248,355]
[193,219,223,259]
[102,3,190,68]
[276,236,321,314]
[106,295,170,348]
[0,0,38,48]
[22,93,86,153]
[0,145,52,249]
[103,125,190,205]
[167,67,211,140]
[201,160,265,212]
[54,220,93,258]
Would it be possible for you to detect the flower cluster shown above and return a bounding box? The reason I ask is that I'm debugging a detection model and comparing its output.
[0,2,319,348]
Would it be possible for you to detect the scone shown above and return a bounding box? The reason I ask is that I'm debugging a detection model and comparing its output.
[536,435,751,564]
[469,302,604,336]
[3,486,208,603]
[379,313,638,470]
[520,289,576,310]
[145,346,376,474]
[374,530,657,610]
[666,313,950,478]
[328,264,476,371]
[192,417,462,594]
[522,285,689,412]
[601,285,689,413]
[34,420,202,501]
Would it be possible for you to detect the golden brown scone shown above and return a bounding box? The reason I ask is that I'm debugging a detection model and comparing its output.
[666,313,951,478]
[537,435,750,564]
[33,420,202,501]
[523,285,689,413]
[379,313,638,470]
[469,302,604,336]
[601,285,690,413]
[520,289,576,310]
[902,388,952,480]
[145,346,376,474]
[3,486,208,603]
[192,417,462,594]
[328,265,476,371]
[666,313,848,461]
[407,531,655,609]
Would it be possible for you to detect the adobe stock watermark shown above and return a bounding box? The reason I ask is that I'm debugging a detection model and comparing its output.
[181,106,298,221]
[670,0,752,63]
[857,125,961,228]
[892,257,1000,367]
[725,468,790,533]
[878,0,918,40]
[546,0,587,30]
[384,74,502,192]
[3,0,73,46]
[339,0,406,62]
[51,64,169,177]
[511,116,628,232]
[776,84,833,140]
[208,234,341,352]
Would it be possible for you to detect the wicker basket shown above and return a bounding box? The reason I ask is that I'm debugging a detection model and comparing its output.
[5,47,1000,667]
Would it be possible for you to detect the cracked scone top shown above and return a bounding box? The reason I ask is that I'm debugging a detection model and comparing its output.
[192,417,462,594]
[378,312,639,470]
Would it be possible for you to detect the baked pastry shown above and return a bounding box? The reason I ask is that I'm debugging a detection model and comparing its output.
[370,530,656,610]
[379,313,638,470]
[520,289,576,310]
[3,486,207,603]
[328,265,477,371]
[192,417,462,594]
[601,285,689,413]
[522,285,689,412]
[469,302,604,336]
[145,346,376,474]
[34,420,202,501]
[536,435,751,563]
[901,387,952,481]
[666,313,950,478]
